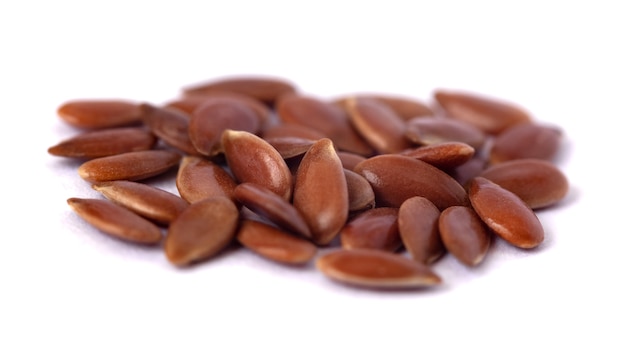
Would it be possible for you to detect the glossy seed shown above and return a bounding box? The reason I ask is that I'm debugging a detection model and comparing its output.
[57,100,143,129]
[405,116,487,150]
[439,206,491,266]
[237,220,317,264]
[335,94,434,121]
[92,180,188,225]
[293,138,349,245]
[340,207,401,252]
[468,177,544,249]
[140,103,201,155]
[182,76,297,106]
[401,141,475,170]
[47,127,156,159]
[489,122,562,163]
[264,136,316,159]
[165,197,239,266]
[261,122,327,141]
[316,248,442,289]
[164,92,271,123]
[479,159,569,209]
[175,155,237,203]
[344,169,376,212]
[67,198,162,244]
[78,150,181,183]
[397,196,445,264]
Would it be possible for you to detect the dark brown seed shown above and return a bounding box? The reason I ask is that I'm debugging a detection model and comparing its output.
[397,196,444,264]
[335,94,434,121]
[405,116,487,150]
[468,177,544,249]
[439,206,491,266]
[175,155,237,203]
[434,90,532,134]
[165,197,239,266]
[337,151,367,171]
[344,169,376,212]
[489,122,562,163]
[401,141,475,170]
[354,154,468,210]
[67,198,162,244]
[234,183,311,239]
[78,150,181,183]
[222,130,293,201]
[340,207,401,252]
[479,159,569,209]
[293,138,349,245]
[92,180,188,225]
[57,100,143,129]
[316,248,442,289]
[139,103,201,155]
[47,127,156,159]
[182,76,297,106]
[237,220,317,264]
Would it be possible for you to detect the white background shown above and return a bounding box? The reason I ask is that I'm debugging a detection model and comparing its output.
[1,1,625,343]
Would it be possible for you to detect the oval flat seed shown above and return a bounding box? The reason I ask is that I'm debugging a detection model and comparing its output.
[57,100,143,129]
[175,155,237,203]
[316,249,442,289]
[337,151,366,171]
[189,98,261,157]
[401,141,475,170]
[234,183,311,239]
[434,90,532,134]
[182,76,297,106]
[164,92,271,123]
[489,122,562,163]
[340,207,401,252]
[67,198,162,244]
[335,94,434,121]
[354,154,468,210]
[237,220,317,265]
[140,103,200,155]
[293,138,349,245]
[264,136,316,159]
[439,206,491,266]
[222,130,293,200]
[165,197,239,266]
[78,150,181,183]
[47,127,156,159]
[479,159,569,209]
[397,196,445,264]
[260,122,327,141]
[344,169,376,213]
[405,116,487,150]
[468,177,544,249]
[92,180,188,225]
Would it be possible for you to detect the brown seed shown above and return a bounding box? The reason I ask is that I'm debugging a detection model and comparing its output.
[340,207,401,252]
[293,138,349,245]
[165,197,239,266]
[182,76,297,106]
[434,90,532,134]
[468,177,544,249]
[237,220,317,264]
[397,196,444,264]
[316,248,442,289]
[401,141,475,170]
[189,98,261,156]
[264,136,316,159]
[448,157,488,188]
[47,127,156,159]
[489,122,562,164]
[261,122,327,142]
[139,103,201,155]
[335,94,434,121]
[354,154,468,210]
[234,183,311,239]
[175,155,237,203]
[92,180,188,225]
[337,151,367,171]
[439,206,491,266]
[57,100,143,129]
[344,169,376,213]
[405,116,487,150]
[479,159,569,209]
[78,150,181,183]
[222,130,293,201]
[344,97,413,154]
[67,198,162,244]
[164,92,271,124]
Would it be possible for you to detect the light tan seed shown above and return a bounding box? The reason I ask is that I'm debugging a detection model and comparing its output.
[489,122,562,163]
[439,206,491,266]
[340,207,401,252]
[67,197,162,244]
[479,159,569,209]
[222,130,293,200]
[175,155,237,203]
[57,100,143,129]
[354,154,468,210]
[182,76,297,106]
[335,94,434,121]
[316,248,442,289]
[234,183,311,239]
[78,150,181,183]
[47,127,156,159]
[405,116,487,150]
[401,141,475,170]
[92,180,188,225]
[237,220,317,264]
[264,136,316,159]
[337,151,367,171]
[293,138,349,245]
[344,169,376,213]
[397,196,445,264]
[140,103,201,155]
[434,90,532,134]
[468,177,544,249]
[165,197,239,266]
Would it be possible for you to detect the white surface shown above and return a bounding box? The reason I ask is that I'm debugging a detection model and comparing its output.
[2,1,625,343]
